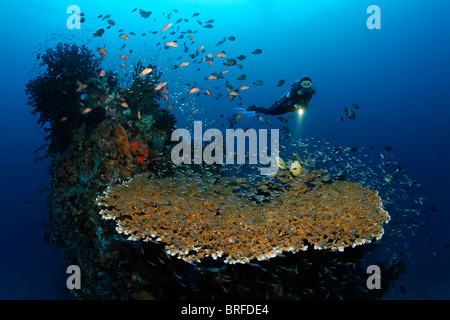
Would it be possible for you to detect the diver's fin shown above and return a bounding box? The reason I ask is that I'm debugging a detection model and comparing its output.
[233,107,257,118]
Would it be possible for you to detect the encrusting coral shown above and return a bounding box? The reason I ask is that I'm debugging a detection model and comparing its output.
[115,124,132,169]
[97,168,390,264]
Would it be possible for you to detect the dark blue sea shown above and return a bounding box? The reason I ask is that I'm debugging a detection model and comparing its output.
[0,0,449,300]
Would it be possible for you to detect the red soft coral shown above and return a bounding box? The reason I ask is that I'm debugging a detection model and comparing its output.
[130,141,148,165]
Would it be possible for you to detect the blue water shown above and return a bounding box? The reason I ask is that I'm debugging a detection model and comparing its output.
[1,0,449,299]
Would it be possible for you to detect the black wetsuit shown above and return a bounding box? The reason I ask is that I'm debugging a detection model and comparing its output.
[248,82,317,116]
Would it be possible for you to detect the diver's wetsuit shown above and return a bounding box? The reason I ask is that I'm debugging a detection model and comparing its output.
[248,80,317,116]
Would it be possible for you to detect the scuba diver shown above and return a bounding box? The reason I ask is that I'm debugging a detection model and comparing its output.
[234,76,317,117]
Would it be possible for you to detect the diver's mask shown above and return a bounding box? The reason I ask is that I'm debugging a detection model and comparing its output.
[301,80,312,88]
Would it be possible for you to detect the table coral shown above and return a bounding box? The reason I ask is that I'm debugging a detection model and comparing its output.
[97,169,390,264]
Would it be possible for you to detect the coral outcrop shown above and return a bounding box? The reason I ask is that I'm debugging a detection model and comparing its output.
[26,42,419,300]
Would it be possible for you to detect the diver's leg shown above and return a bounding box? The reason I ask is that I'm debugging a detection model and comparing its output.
[247,105,270,114]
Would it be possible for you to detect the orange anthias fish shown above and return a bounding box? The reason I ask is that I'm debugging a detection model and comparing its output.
[196,45,204,54]
[99,70,106,77]
[235,113,245,119]
[189,87,200,94]
[76,81,86,92]
[165,41,178,47]
[220,69,229,74]
[191,108,199,114]
[154,82,167,91]
[97,48,107,55]
[216,53,226,58]
[161,22,172,33]
[81,108,92,114]
[139,68,152,78]
[119,34,129,40]
[120,61,125,67]
[208,60,213,66]
[205,89,211,96]
[120,102,129,108]
[188,35,194,40]
[229,91,239,96]
[205,75,217,80]
[203,202,213,208]
[120,54,130,59]
[179,62,189,67]
[238,85,249,90]
[137,111,141,120]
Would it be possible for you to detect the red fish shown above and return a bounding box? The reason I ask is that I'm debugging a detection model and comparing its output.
[154,82,167,91]
[97,48,107,55]
[76,81,86,92]
[139,68,152,78]
[165,41,178,47]
[161,22,172,33]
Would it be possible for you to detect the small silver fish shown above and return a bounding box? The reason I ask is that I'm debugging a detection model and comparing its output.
[257,115,267,124]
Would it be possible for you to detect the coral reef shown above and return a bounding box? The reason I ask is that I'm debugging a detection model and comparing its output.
[27,42,422,300]
[97,169,390,264]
